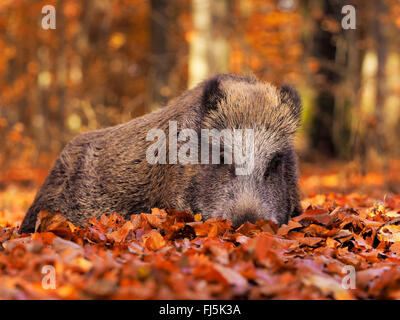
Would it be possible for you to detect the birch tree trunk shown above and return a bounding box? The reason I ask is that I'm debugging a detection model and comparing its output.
[188,0,230,89]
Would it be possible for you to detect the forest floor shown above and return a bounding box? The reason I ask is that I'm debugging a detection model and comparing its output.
[0,160,400,299]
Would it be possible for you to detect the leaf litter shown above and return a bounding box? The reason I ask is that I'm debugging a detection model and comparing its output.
[1,194,400,299]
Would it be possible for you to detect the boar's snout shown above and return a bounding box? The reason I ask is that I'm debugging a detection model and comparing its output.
[231,210,259,229]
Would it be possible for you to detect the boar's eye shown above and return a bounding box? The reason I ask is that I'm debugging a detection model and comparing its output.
[264,153,283,179]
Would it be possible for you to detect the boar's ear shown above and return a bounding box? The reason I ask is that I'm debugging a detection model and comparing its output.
[280,85,302,121]
[201,76,225,113]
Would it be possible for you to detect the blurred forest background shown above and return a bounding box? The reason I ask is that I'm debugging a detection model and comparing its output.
[0,0,400,191]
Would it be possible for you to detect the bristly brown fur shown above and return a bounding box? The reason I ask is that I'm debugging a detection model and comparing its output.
[20,73,302,233]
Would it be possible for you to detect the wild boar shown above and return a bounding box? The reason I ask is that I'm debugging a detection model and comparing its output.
[20,73,302,233]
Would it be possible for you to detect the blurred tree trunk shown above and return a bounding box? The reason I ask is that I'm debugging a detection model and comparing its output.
[37,46,51,153]
[209,0,231,77]
[56,0,67,148]
[333,28,361,159]
[148,0,172,110]
[347,29,366,172]
[188,0,231,88]
[334,3,367,161]
[353,1,388,175]
[372,0,387,157]
[307,0,341,157]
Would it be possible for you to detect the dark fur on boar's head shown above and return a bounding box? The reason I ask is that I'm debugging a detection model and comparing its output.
[19,73,302,234]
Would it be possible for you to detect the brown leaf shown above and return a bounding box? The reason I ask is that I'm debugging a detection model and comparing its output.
[35,210,69,233]
[277,220,303,236]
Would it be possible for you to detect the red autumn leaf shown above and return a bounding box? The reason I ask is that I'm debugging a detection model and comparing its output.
[3,183,400,299]
[107,221,136,243]
[144,230,166,251]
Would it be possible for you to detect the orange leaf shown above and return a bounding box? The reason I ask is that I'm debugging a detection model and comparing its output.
[107,221,135,243]
[144,230,166,251]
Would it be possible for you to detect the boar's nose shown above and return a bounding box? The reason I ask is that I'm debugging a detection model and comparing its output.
[232,210,258,228]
